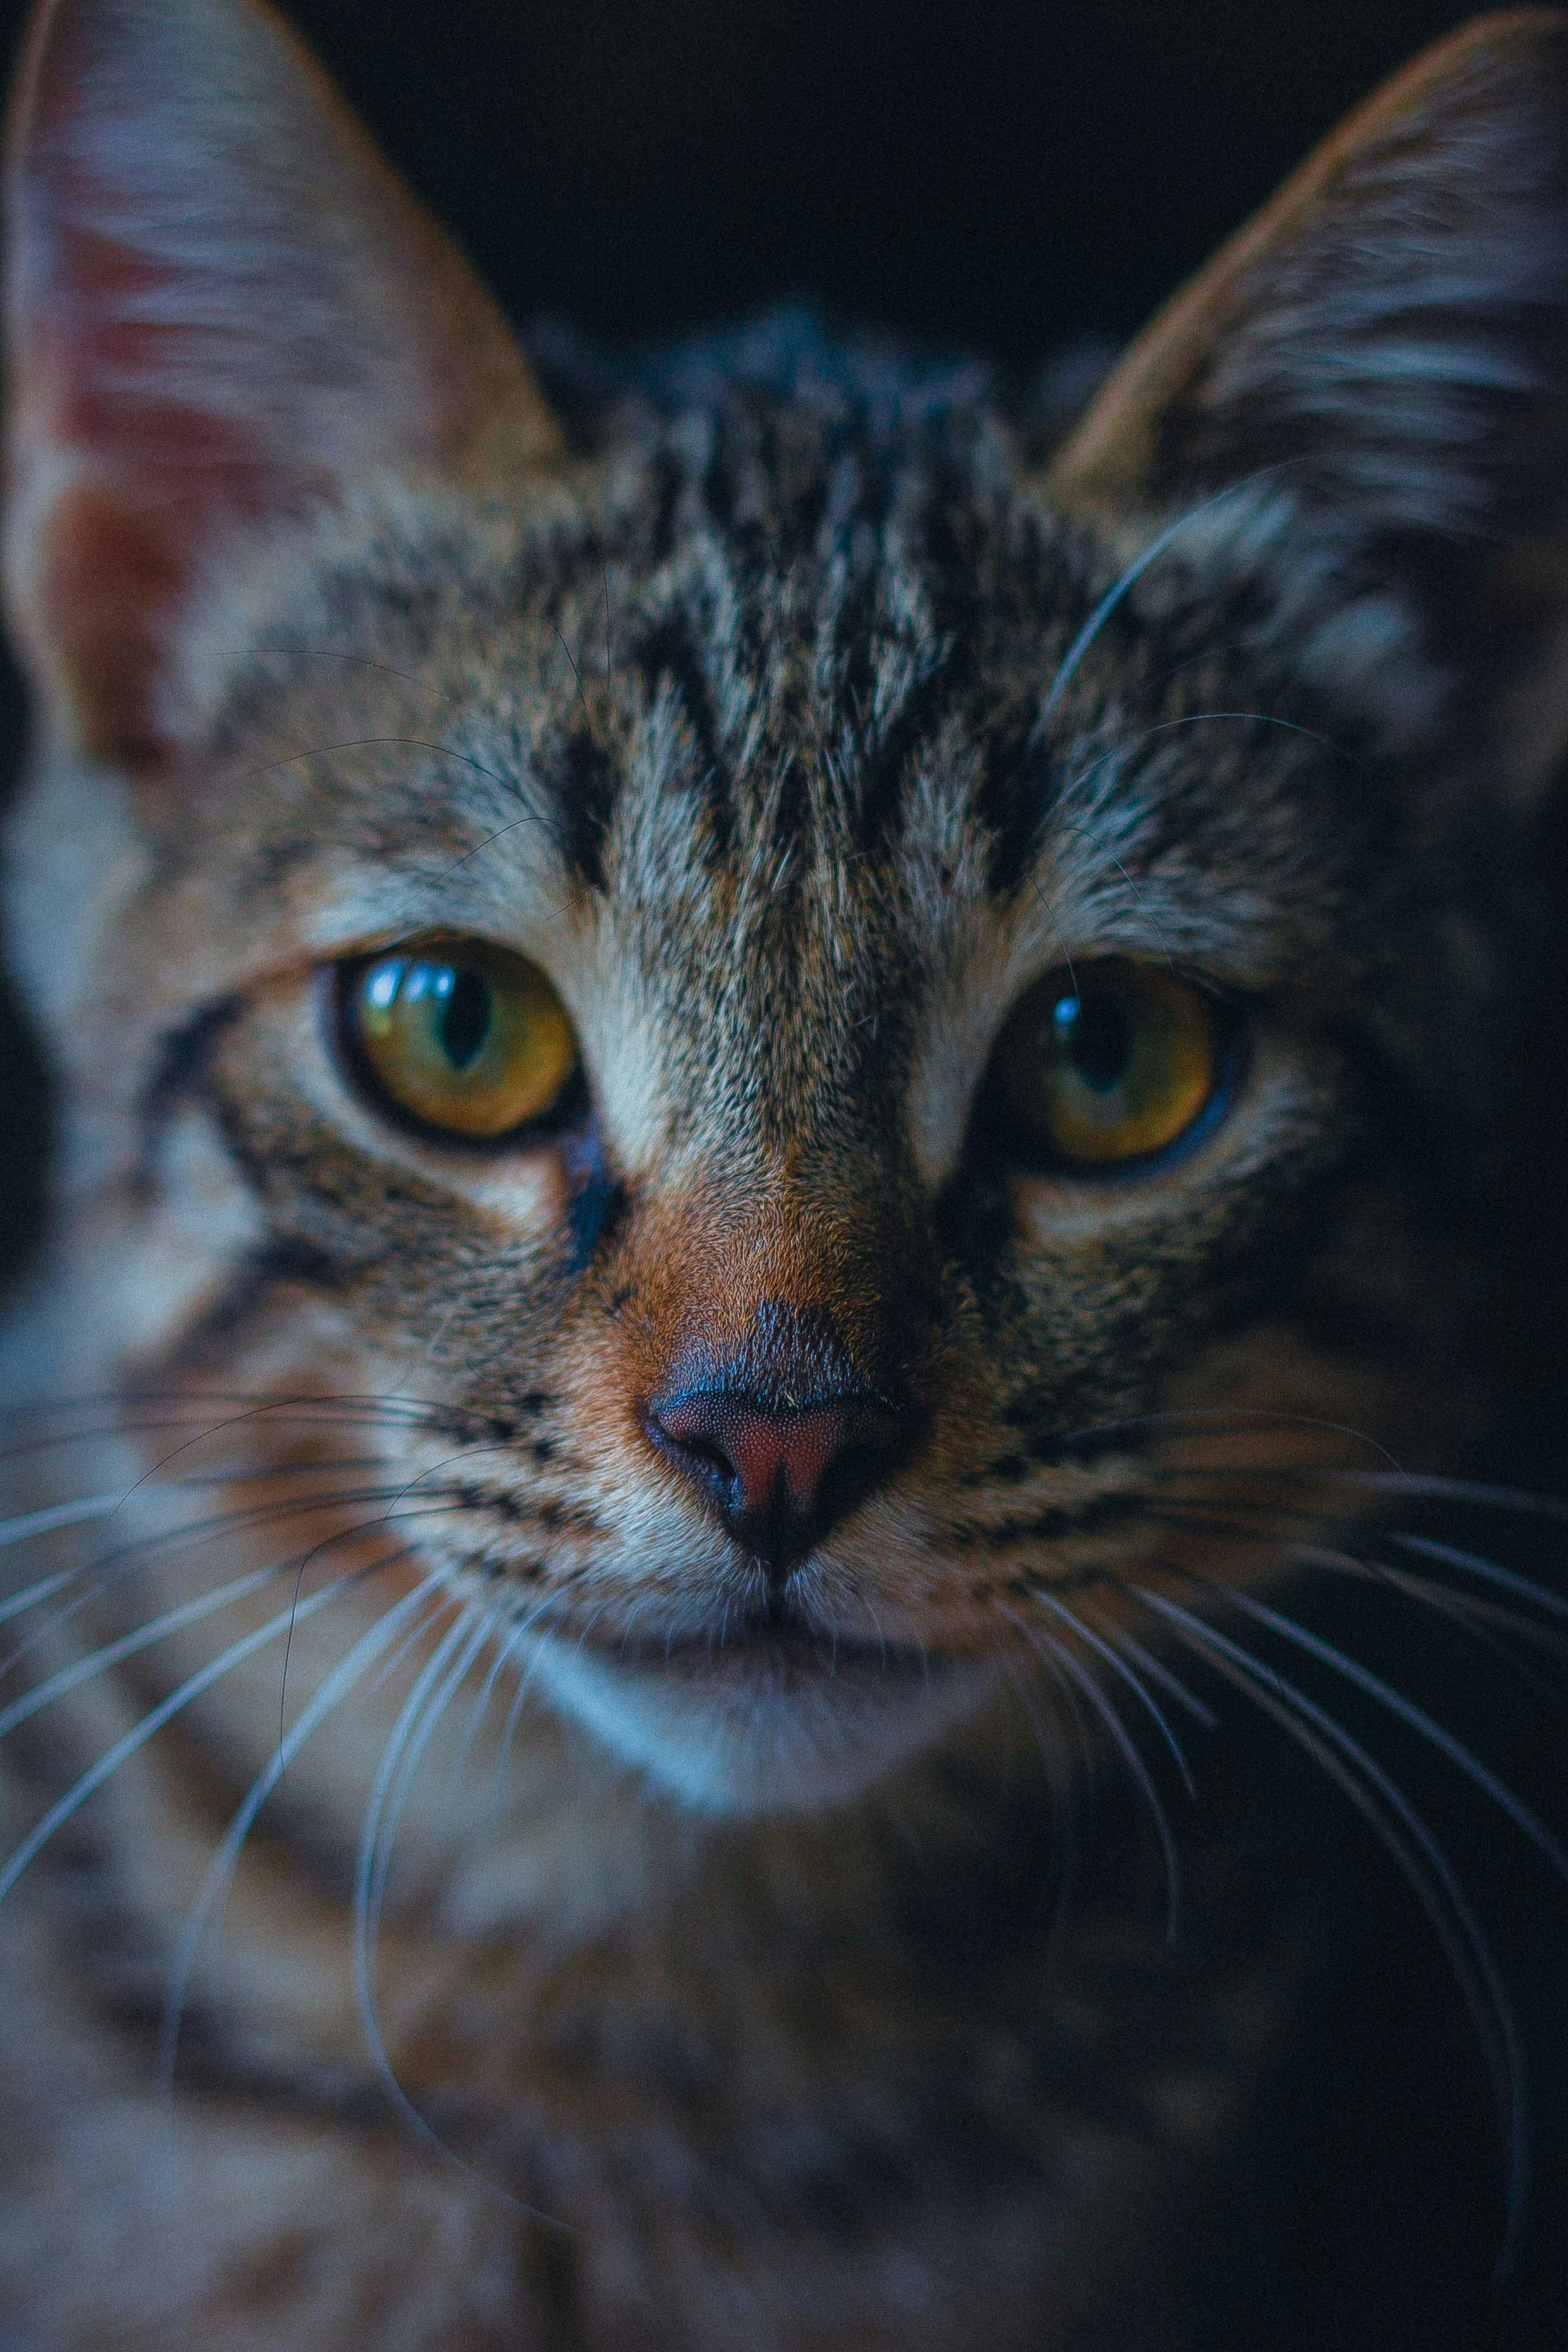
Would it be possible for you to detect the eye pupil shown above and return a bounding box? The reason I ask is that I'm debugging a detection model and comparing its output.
[437,969,493,1071]
[991,959,1226,1171]
[1055,991,1130,1094]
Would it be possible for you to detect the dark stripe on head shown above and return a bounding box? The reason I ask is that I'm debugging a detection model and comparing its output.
[551,727,622,893]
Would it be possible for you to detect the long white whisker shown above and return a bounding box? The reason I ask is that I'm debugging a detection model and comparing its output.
[0,1567,376,1910]
[1098,1621,1218,1726]
[451,1616,532,1788]
[363,1595,457,1701]
[364,1613,495,1952]
[1391,1532,1568,1625]
[1284,1540,1568,1687]
[0,1492,127,1563]
[1130,1582,1528,2278]
[490,1593,566,1807]
[2,1486,467,1703]
[1064,1407,1402,1467]
[1220,1585,1568,1883]
[352,1614,475,2063]
[2,1481,448,1690]
[272,1477,486,1733]
[1255,1467,1568,1526]
[1038,470,1293,726]
[157,1563,443,2093]
[1028,1582,1199,1794]
[1000,1603,1183,1942]
[0,1557,289,1743]
[346,1612,567,2227]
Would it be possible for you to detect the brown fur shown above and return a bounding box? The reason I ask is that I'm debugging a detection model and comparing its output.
[1,3,1565,2345]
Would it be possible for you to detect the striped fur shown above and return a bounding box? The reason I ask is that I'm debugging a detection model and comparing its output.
[1,5,1566,2345]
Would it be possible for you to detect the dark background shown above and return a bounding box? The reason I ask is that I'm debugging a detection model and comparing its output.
[0,0,1492,1279]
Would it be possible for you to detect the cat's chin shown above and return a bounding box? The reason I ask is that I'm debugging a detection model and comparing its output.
[524,1626,1000,1816]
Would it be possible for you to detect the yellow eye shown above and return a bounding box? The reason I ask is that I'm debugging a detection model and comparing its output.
[991,961,1225,1169]
[342,939,580,1141]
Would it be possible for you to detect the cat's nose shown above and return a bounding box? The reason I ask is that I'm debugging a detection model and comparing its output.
[645,1385,904,1572]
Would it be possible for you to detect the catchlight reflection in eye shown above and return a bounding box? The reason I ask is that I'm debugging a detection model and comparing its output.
[991,961,1224,1168]
[342,938,580,1141]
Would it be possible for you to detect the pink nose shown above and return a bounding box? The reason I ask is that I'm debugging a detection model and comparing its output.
[645,1386,902,1571]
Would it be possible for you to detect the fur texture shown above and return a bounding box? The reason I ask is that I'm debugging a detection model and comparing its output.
[1,5,1566,2345]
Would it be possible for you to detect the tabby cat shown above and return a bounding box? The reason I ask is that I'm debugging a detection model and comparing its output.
[2,1,1567,2345]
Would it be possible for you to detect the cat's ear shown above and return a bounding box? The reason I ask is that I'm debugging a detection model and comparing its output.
[2,0,560,771]
[1049,10,1568,797]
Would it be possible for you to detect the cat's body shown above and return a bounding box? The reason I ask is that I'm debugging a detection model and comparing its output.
[1,3,1566,2345]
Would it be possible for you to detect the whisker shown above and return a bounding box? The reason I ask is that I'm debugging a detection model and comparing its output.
[0,1565,382,1910]
[1095,1621,1218,1727]
[1147,1508,1568,1863]
[1027,1581,1199,1795]
[995,1653,1084,1955]
[0,1566,78,1633]
[1127,1580,1528,2279]
[451,1617,534,1788]
[0,1392,459,1464]
[1169,1462,1568,1528]
[1285,1542,1568,1689]
[0,1492,128,1563]
[1038,467,1297,726]
[0,1555,293,1743]
[352,1612,476,2043]
[1144,1492,1568,1678]
[999,1603,1183,1942]
[490,1594,565,1805]
[1384,1576,1568,1663]
[158,1561,443,2092]
[1145,1495,1568,1672]
[1216,1585,1568,1886]
[1295,1528,1568,1665]
[1059,1407,1402,1467]
[362,1595,461,1703]
[347,1612,569,2227]
[274,1463,495,1735]
[364,1616,496,1952]
[1391,1532,1568,1625]
[3,1482,460,1692]
[1058,711,1355,828]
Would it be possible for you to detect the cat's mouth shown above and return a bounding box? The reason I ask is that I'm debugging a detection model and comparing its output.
[565,1614,950,1693]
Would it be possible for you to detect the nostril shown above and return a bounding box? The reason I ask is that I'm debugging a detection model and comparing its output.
[646,1398,742,1491]
[667,1426,739,1491]
[682,1437,733,1475]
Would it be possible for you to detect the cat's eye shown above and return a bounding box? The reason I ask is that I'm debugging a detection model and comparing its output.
[339,939,581,1142]
[990,961,1226,1170]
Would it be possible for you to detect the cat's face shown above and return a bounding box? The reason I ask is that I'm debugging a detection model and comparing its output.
[5,0,1566,1816]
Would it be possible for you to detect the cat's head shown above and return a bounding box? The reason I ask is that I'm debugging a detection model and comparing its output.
[4,0,1567,1813]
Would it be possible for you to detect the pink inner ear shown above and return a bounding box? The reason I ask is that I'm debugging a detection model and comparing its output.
[3,0,557,778]
[29,458,300,775]
[22,228,320,771]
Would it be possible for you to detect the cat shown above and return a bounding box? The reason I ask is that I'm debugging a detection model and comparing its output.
[1,0,1567,2344]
